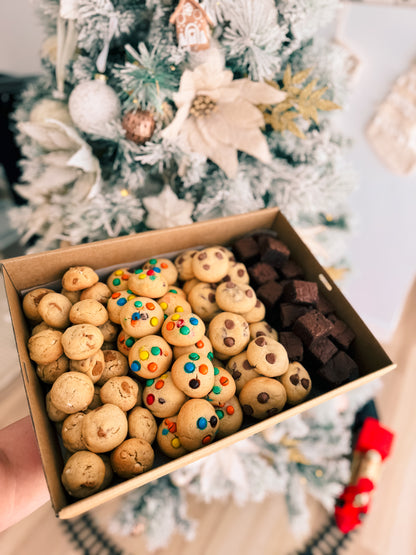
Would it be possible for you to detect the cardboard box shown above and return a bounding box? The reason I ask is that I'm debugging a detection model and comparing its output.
[0,207,396,519]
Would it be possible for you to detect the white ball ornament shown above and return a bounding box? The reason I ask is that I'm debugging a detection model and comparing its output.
[68,76,121,136]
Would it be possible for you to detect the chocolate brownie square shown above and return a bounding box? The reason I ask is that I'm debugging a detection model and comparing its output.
[279,303,310,328]
[279,331,304,362]
[256,280,283,311]
[279,259,304,280]
[248,262,279,286]
[315,351,359,387]
[258,235,290,269]
[315,293,335,316]
[308,336,338,365]
[282,280,318,306]
[328,314,355,350]
[233,236,260,265]
[293,309,334,346]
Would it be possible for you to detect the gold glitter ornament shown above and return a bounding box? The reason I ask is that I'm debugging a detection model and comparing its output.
[122,109,156,144]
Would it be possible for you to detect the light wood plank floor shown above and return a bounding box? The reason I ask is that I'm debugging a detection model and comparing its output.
[0,279,415,555]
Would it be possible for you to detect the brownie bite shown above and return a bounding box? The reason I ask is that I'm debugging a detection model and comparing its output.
[256,280,283,311]
[258,235,290,269]
[293,309,334,346]
[282,280,318,306]
[328,314,355,350]
[278,331,303,362]
[315,351,359,387]
[279,303,311,329]
[279,259,304,280]
[233,236,260,265]
[248,262,279,287]
[308,336,338,366]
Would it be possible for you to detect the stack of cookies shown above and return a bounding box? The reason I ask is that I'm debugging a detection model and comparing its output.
[22,235,357,499]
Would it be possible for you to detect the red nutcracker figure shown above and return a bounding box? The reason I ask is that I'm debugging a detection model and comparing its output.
[335,417,394,533]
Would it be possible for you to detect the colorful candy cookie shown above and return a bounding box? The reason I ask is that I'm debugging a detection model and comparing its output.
[28,329,63,364]
[128,334,173,379]
[278,362,312,405]
[80,282,112,305]
[61,451,106,498]
[128,406,157,444]
[38,292,72,329]
[191,247,230,283]
[208,312,250,357]
[22,287,54,322]
[249,321,278,341]
[117,330,137,356]
[246,336,289,377]
[99,376,140,411]
[61,324,104,360]
[205,367,236,405]
[61,266,99,292]
[188,282,221,322]
[70,349,105,383]
[171,353,215,398]
[215,281,257,314]
[165,285,187,299]
[107,290,137,324]
[173,335,214,361]
[128,268,169,298]
[241,299,266,324]
[157,415,188,459]
[226,351,261,394]
[81,403,128,453]
[106,268,132,292]
[50,371,95,414]
[161,312,205,347]
[97,350,129,385]
[143,372,187,418]
[157,292,192,318]
[143,257,178,285]
[214,396,244,439]
[61,412,87,453]
[174,249,198,281]
[119,297,164,338]
[69,299,109,326]
[176,398,219,451]
[221,261,249,284]
[110,438,154,479]
[36,354,69,384]
[239,376,287,419]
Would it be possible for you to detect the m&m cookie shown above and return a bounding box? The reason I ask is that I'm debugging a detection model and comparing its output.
[173,335,214,361]
[156,415,188,459]
[143,258,178,285]
[205,367,236,405]
[176,399,219,451]
[119,297,164,338]
[106,268,132,292]
[142,372,187,418]
[157,292,192,318]
[107,290,137,324]
[171,353,215,398]
[128,334,173,379]
[128,268,169,298]
[214,396,244,439]
[161,312,205,347]
[117,330,137,357]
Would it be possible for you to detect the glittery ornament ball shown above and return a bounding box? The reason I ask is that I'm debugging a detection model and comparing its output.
[122,110,155,145]
[68,78,121,136]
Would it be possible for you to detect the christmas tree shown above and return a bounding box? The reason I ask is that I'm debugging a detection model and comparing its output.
[8,0,367,547]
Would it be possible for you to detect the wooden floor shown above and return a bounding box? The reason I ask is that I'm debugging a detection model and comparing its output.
[0,279,415,555]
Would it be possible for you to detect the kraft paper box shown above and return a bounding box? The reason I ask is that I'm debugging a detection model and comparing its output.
[0,208,396,519]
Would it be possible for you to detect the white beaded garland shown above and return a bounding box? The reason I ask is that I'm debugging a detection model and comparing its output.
[68,77,121,136]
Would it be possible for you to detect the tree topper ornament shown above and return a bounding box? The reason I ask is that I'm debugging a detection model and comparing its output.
[162,50,286,178]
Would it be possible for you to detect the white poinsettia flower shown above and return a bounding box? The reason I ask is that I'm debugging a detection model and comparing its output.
[162,50,286,178]
[142,185,194,229]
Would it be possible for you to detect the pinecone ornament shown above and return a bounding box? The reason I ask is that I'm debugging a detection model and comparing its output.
[122,109,155,144]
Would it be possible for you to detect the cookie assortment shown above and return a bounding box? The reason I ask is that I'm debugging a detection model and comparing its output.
[23,234,358,500]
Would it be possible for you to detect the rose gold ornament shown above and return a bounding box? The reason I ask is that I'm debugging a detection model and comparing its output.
[122,110,155,144]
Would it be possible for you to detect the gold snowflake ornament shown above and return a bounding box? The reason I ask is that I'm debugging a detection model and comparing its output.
[260,65,341,139]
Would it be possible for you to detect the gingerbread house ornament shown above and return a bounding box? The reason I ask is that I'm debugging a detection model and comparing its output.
[170,0,213,52]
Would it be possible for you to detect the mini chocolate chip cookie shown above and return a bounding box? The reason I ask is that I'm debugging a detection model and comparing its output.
[215,281,257,314]
[191,247,230,283]
[97,350,129,385]
[239,377,287,419]
[226,351,261,394]
[249,321,278,341]
[208,312,250,357]
[246,336,289,377]
[174,249,198,281]
[241,299,266,324]
[220,262,250,285]
[188,282,221,322]
[278,362,312,405]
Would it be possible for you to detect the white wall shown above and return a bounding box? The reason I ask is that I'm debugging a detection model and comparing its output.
[0,1,43,75]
